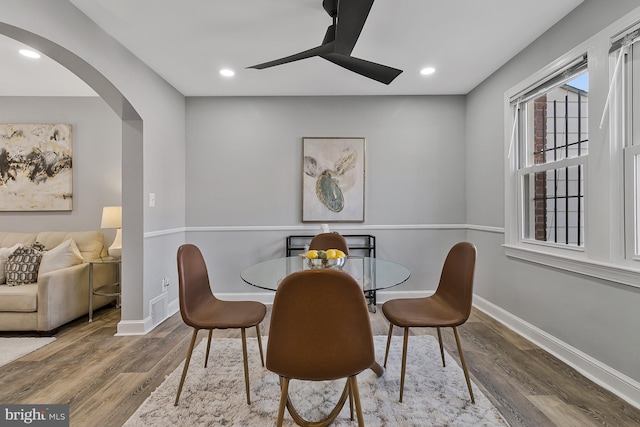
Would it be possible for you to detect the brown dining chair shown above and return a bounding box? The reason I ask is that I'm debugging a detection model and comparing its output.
[267,269,375,426]
[382,241,477,403]
[308,232,350,255]
[174,244,266,406]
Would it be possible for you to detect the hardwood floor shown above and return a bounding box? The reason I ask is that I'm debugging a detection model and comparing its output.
[1,306,639,427]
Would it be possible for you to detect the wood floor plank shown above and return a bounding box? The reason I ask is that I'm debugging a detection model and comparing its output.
[465,348,556,427]
[1,305,639,427]
[528,395,603,427]
[71,372,150,427]
[468,309,539,351]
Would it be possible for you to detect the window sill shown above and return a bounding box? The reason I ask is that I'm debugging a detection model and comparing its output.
[503,244,640,289]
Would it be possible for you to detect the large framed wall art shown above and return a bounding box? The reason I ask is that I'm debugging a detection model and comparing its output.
[302,137,365,222]
[0,123,73,211]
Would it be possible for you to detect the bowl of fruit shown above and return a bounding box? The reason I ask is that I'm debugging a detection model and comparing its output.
[304,249,347,269]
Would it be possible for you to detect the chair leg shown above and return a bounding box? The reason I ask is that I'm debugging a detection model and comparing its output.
[349,376,365,427]
[276,377,289,427]
[286,379,350,426]
[204,329,213,368]
[436,327,446,367]
[174,329,198,406]
[241,328,251,404]
[399,327,409,403]
[255,324,265,367]
[348,379,354,421]
[453,327,475,404]
[384,323,394,368]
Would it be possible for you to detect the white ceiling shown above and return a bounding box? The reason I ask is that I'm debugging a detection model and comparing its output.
[1,0,584,97]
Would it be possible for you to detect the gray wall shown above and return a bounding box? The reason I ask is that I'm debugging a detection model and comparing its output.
[185,95,467,295]
[1,0,187,330]
[186,96,466,226]
[466,0,640,384]
[0,97,121,242]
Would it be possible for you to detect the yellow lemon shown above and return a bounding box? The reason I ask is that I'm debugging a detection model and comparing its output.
[335,249,346,258]
[326,249,338,259]
[306,250,318,259]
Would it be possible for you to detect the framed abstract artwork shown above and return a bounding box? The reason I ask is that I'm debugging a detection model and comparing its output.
[0,124,73,211]
[302,137,365,222]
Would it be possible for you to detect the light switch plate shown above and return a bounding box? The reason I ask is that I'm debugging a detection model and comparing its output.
[149,192,156,207]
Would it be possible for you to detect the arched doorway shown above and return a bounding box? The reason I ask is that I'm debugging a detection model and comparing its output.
[0,22,144,330]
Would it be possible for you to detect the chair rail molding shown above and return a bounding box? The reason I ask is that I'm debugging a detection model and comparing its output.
[178,224,503,233]
[142,224,505,238]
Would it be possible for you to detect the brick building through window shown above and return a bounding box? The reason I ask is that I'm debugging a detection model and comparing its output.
[531,83,587,245]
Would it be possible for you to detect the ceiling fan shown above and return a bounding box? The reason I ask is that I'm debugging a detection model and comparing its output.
[247,0,403,85]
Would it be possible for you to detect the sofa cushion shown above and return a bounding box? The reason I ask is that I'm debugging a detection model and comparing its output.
[35,231,107,260]
[5,243,45,286]
[0,283,38,312]
[0,232,37,248]
[39,239,84,276]
[0,243,23,284]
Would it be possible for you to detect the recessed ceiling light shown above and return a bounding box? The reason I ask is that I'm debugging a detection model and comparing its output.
[219,69,235,77]
[420,67,436,76]
[19,49,41,59]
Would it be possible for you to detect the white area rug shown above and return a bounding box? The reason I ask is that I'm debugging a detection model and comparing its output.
[0,337,56,367]
[125,335,508,426]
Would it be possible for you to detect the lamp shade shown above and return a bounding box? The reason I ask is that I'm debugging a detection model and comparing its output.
[101,206,122,258]
[101,206,122,229]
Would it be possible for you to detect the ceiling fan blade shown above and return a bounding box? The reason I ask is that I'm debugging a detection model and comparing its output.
[322,53,402,85]
[247,0,402,85]
[334,0,375,54]
[248,43,334,69]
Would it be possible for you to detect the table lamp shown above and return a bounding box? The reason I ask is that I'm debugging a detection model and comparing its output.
[101,206,122,258]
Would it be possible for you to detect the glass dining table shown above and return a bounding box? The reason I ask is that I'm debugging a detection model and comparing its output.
[241,255,410,376]
[241,255,410,301]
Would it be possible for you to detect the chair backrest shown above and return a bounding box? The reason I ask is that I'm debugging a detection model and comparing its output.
[266,269,374,381]
[176,244,217,328]
[433,242,477,324]
[308,232,349,255]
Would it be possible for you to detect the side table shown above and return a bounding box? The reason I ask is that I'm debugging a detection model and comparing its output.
[88,257,121,322]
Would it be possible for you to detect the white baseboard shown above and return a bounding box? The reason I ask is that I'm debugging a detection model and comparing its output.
[473,295,640,409]
[374,289,433,302]
[213,289,434,305]
[116,303,179,336]
[115,317,154,336]
[167,299,179,317]
[213,292,276,305]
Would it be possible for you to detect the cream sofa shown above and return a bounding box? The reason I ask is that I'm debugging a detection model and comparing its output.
[0,231,116,333]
